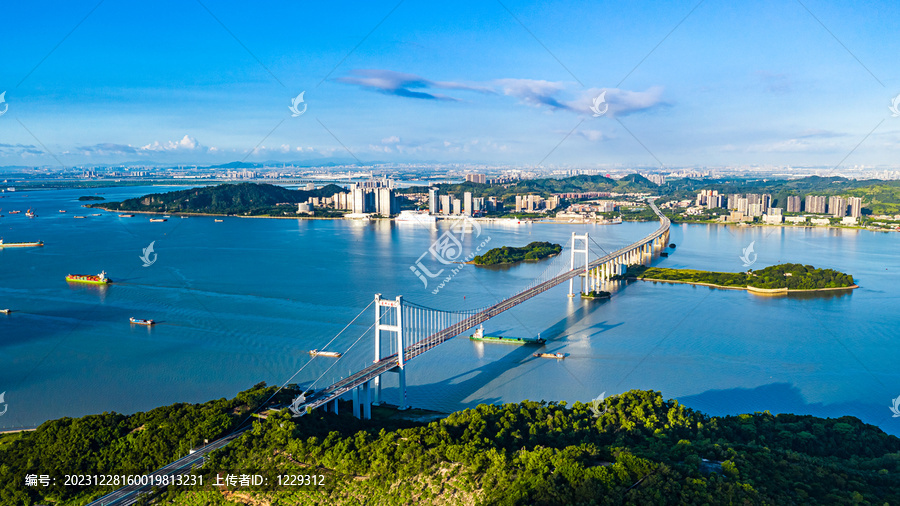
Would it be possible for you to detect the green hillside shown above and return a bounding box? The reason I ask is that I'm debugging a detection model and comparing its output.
[3,387,898,505]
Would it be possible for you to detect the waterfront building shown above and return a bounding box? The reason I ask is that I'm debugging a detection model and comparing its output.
[452,198,462,215]
[515,195,523,212]
[787,195,801,213]
[440,195,451,215]
[736,198,749,215]
[429,188,438,215]
[748,203,764,217]
[848,197,862,218]
[463,192,473,216]
[829,196,847,217]
[805,195,827,214]
[473,197,484,214]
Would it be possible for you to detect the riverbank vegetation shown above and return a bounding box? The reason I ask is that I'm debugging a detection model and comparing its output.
[631,263,855,290]
[472,241,562,266]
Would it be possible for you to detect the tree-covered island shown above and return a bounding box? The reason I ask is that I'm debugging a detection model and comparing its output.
[628,263,856,292]
[471,241,562,266]
[91,182,348,217]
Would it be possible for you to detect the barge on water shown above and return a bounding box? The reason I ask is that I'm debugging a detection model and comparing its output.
[469,325,545,345]
[66,271,111,285]
[309,349,342,358]
[0,239,43,248]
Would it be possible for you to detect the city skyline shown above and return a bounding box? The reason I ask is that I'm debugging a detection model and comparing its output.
[2,1,900,168]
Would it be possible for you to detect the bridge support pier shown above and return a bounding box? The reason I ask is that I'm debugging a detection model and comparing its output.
[569,232,590,297]
[374,294,410,412]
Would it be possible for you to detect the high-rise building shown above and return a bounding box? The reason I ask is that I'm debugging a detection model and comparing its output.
[786,195,801,213]
[848,197,862,218]
[351,186,366,214]
[473,197,484,213]
[429,188,438,215]
[487,196,498,212]
[515,195,524,212]
[465,174,486,184]
[736,197,749,215]
[452,198,462,215]
[748,203,764,217]
[440,195,451,215]
[828,196,847,217]
[463,192,473,216]
[805,195,826,214]
[374,187,397,216]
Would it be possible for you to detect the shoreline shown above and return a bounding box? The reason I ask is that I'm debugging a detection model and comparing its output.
[638,277,859,294]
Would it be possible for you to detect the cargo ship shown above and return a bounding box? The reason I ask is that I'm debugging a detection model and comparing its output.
[533,352,565,359]
[469,325,545,345]
[309,349,342,358]
[149,218,167,222]
[118,214,135,217]
[66,271,111,284]
[129,317,155,326]
[0,239,44,248]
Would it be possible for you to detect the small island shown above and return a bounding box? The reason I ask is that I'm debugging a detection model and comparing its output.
[629,263,857,293]
[471,241,562,266]
[78,195,105,201]
[91,182,347,217]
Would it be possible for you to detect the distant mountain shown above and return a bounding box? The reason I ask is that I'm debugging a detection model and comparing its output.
[99,182,347,214]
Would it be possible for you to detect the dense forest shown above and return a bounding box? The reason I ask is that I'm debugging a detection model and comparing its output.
[472,241,562,266]
[2,387,898,505]
[0,382,284,505]
[634,263,856,290]
[94,183,348,215]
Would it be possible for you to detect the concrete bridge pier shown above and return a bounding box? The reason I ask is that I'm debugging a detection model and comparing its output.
[351,382,372,420]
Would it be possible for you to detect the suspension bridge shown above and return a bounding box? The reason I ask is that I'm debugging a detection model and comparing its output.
[90,200,669,506]
[291,200,670,418]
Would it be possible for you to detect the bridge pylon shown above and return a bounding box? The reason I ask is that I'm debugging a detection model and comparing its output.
[373,293,409,411]
[568,232,590,297]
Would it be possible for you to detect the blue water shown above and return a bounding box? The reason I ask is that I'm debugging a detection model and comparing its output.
[1,186,898,436]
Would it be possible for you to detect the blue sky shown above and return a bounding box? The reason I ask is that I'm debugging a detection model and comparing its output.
[1,0,899,168]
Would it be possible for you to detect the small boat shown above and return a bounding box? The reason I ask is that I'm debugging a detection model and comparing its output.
[180,216,189,219]
[309,349,342,358]
[118,214,135,218]
[163,215,171,218]
[659,252,669,257]
[91,213,102,216]
[66,271,112,285]
[0,309,11,314]
[533,352,565,359]
[0,239,44,248]
[59,210,67,213]
[469,325,545,344]
[129,317,155,326]
[214,219,223,222]
[149,218,167,222]
[9,210,20,214]
[25,209,36,218]
[74,216,86,219]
